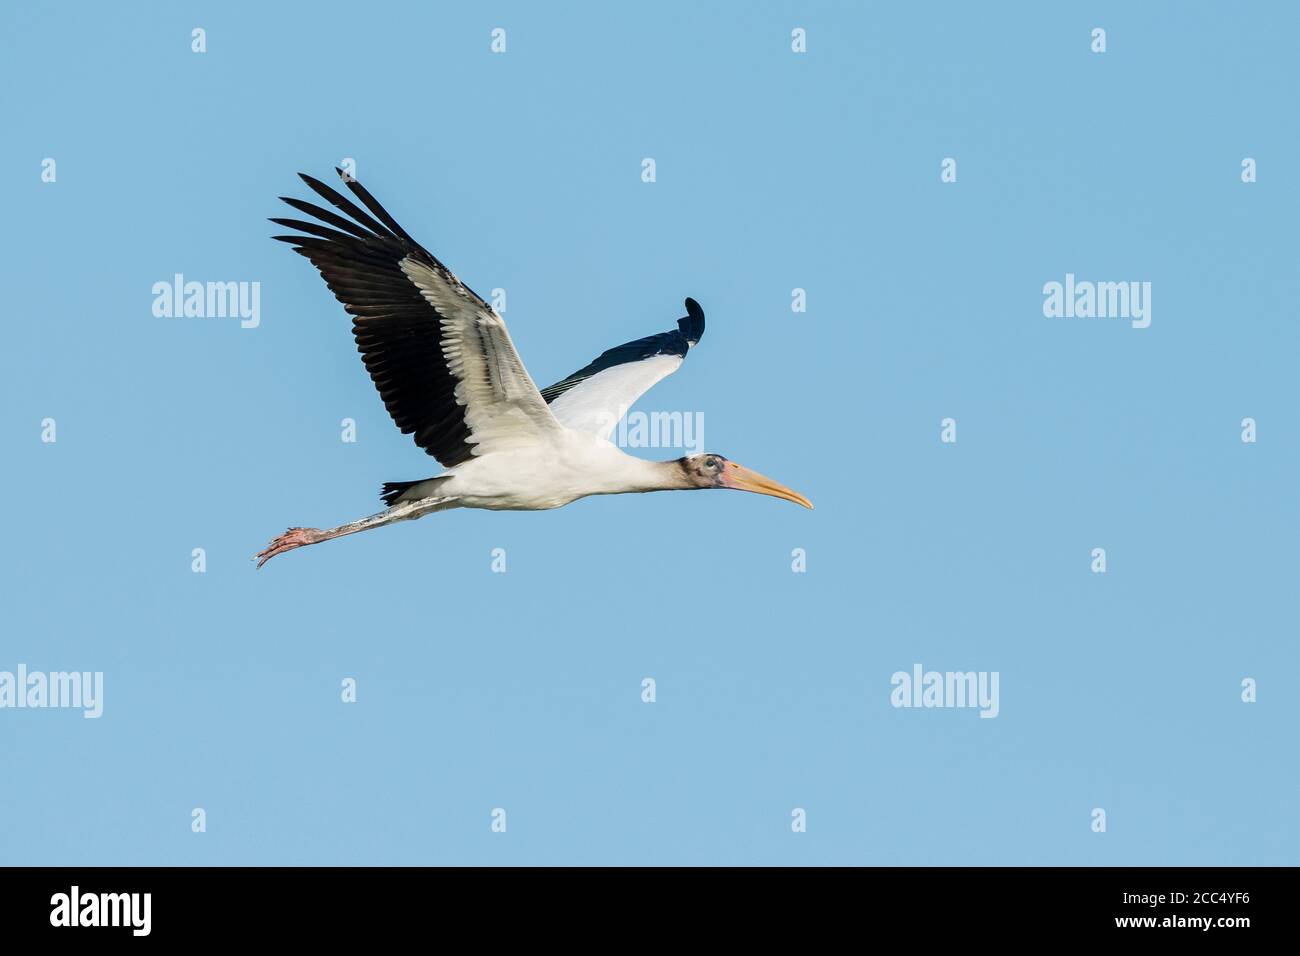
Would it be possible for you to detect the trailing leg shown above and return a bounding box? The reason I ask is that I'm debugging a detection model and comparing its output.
[254,497,446,568]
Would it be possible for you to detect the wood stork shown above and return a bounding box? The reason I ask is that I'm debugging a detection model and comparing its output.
[256,171,812,567]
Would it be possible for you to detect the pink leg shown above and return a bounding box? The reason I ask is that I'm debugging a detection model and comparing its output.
[255,527,326,568]
[254,498,446,569]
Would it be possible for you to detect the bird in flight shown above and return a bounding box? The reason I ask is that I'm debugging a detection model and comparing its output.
[256,171,812,567]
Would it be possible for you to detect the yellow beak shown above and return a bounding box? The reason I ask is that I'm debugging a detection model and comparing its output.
[721,461,814,510]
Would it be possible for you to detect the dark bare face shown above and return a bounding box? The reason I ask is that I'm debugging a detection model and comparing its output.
[680,454,812,508]
[681,453,729,486]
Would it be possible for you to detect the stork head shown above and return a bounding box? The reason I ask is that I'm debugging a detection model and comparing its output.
[679,454,813,509]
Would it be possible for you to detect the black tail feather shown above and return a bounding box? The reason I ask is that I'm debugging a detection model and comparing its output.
[380,476,450,506]
[381,480,424,506]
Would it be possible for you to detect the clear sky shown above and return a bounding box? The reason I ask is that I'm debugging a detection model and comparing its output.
[2,1,1297,865]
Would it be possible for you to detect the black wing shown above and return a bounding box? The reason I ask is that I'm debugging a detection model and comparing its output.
[272,171,558,467]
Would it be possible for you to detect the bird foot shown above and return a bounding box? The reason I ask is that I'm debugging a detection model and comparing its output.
[255,527,322,568]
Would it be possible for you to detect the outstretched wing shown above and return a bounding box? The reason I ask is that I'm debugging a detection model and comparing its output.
[272,171,561,467]
[540,298,706,440]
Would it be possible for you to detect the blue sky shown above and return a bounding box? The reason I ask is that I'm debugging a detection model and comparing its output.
[2,1,1297,865]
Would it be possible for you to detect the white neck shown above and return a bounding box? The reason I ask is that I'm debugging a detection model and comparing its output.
[589,450,689,496]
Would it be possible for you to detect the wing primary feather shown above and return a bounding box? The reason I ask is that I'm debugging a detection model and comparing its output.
[297,172,399,241]
[268,217,358,242]
[680,297,706,344]
[339,171,417,244]
[278,197,375,240]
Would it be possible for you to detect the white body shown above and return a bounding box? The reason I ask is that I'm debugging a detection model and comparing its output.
[413,432,668,511]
